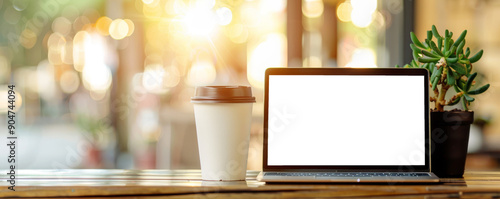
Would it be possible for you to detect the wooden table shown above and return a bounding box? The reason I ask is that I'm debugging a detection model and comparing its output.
[1,170,500,198]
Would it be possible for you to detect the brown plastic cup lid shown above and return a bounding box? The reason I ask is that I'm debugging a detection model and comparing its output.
[191,86,256,103]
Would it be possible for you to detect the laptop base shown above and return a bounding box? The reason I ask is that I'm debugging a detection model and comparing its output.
[258,171,440,183]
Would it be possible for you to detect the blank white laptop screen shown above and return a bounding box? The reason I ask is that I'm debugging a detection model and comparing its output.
[267,75,425,166]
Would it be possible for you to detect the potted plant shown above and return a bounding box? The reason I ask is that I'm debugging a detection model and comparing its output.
[397,25,490,177]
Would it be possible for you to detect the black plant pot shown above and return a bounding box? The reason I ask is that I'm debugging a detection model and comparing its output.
[431,111,474,178]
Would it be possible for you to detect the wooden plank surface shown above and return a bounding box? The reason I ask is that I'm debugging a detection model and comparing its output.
[1,170,500,198]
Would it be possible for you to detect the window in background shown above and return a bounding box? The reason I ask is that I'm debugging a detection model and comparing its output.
[415,0,500,170]
[0,0,424,170]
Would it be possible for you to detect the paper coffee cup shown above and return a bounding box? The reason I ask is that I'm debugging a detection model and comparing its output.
[191,86,255,181]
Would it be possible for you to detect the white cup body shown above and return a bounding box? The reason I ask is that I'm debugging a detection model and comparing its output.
[193,102,253,181]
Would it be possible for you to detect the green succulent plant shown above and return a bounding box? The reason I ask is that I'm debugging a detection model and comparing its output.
[397,25,490,112]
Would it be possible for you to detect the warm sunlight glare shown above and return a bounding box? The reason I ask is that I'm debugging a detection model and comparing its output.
[350,0,377,28]
[82,63,112,92]
[247,33,286,89]
[216,7,232,26]
[187,60,216,86]
[185,9,216,36]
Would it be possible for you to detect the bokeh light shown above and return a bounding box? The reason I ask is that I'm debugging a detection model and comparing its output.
[59,70,80,94]
[143,1,163,18]
[18,67,38,94]
[0,55,10,83]
[166,16,187,36]
[137,109,160,141]
[260,0,286,13]
[37,60,57,100]
[351,0,377,13]
[350,0,377,28]
[185,9,216,36]
[142,0,158,6]
[247,33,287,89]
[73,16,91,32]
[62,38,73,65]
[165,0,187,15]
[351,9,373,28]
[345,48,377,68]
[303,56,322,68]
[89,89,107,101]
[186,60,216,86]
[194,0,215,10]
[4,6,21,25]
[96,16,112,36]
[12,0,28,11]
[73,31,90,72]
[216,7,232,26]
[0,87,23,113]
[226,23,248,44]
[20,29,37,49]
[47,33,66,65]
[124,19,135,36]
[142,64,168,94]
[163,65,181,88]
[52,17,72,36]
[240,3,261,27]
[337,2,352,22]
[74,31,113,93]
[83,9,100,23]
[82,63,112,92]
[374,11,386,30]
[62,5,80,22]
[109,19,129,40]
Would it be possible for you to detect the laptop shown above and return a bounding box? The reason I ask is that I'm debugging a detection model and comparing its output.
[257,67,439,183]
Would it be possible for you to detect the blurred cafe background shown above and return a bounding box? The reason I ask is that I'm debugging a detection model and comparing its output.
[0,0,499,170]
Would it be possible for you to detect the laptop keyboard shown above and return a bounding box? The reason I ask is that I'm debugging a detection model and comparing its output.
[264,172,430,177]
